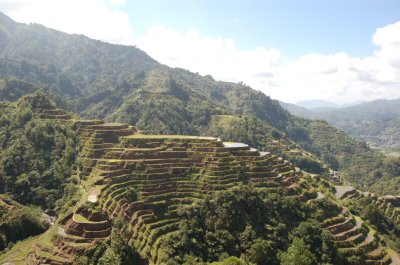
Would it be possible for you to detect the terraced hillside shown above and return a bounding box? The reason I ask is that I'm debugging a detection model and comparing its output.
[81,123,302,263]
[1,115,306,264]
[328,190,400,265]
[1,116,394,264]
[323,212,392,264]
[376,196,400,223]
[336,186,400,224]
[1,96,399,264]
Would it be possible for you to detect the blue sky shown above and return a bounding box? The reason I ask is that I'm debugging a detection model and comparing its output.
[1,0,400,103]
[119,0,400,58]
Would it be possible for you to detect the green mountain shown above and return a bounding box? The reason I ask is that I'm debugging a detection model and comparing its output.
[0,11,157,100]
[1,12,400,264]
[282,99,400,152]
[279,101,313,118]
[0,11,398,193]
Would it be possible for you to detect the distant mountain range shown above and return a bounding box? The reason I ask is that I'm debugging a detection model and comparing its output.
[280,99,400,151]
[295,99,341,110]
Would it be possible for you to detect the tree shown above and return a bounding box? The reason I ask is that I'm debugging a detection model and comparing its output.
[279,237,316,265]
[125,186,140,202]
[217,257,246,265]
[97,248,121,265]
[245,239,274,265]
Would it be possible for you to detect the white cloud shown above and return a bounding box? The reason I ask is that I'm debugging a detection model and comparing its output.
[0,0,134,45]
[136,25,280,86]
[1,0,400,103]
[137,23,400,104]
[109,0,127,5]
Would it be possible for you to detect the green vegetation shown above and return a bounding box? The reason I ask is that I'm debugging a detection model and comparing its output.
[75,231,142,265]
[0,93,79,210]
[285,155,326,174]
[370,176,400,195]
[282,99,400,152]
[157,185,340,265]
[0,12,400,265]
[1,10,399,193]
[205,115,280,151]
[345,195,400,252]
[0,197,49,250]
[290,118,400,193]
[279,237,315,265]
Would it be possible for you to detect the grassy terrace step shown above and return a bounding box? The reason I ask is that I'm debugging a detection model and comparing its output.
[37,108,72,120]
[33,245,71,265]
[140,191,206,203]
[61,233,96,244]
[229,151,260,157]
[365,254,391,265]
[103,180,206,198]
[282,176,299,187]
[97,163,126,171]
[82,229,111,238]
[334,221,364,241]
[338,234,379,257]
[365,246,386,260]
[140,186,208,197]
[121,135,220,148]
[243,171,276,178]
[104,189,205,214]
[85,143,115,149]
[132,210,179,235]
[341,189,360,199]
[205,168,238,176]
[117,150,190,160]
[327,217,355,234]
[251,182,281,188]
[323,215,347,228]
[136,212,180,232]
[244,165,278,172]
[89,123,131,130]
[204,179,241,186]
[134,218,181,246]
[250,176,282,184]
[335,232,367,248]
[98,168,132,178]
[140,222,180,255]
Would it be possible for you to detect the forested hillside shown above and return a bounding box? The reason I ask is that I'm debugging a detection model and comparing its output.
[0,92,79,211]
[0,11,399,194]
